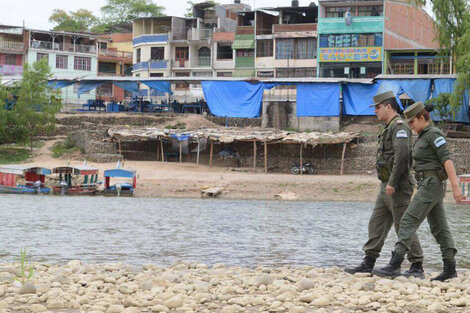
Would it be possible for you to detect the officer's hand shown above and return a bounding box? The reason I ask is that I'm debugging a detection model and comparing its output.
[386,184,395,195]
[453,188,464,203]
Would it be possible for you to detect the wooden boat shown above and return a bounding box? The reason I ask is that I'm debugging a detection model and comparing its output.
[103,167,136,196]
[52,166,99,196]
[0,165,51,194]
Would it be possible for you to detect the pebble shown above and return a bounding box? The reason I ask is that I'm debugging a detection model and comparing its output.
[18,282,36,294]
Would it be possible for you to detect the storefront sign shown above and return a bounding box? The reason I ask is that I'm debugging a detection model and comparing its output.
[0,65,23,75]
[319,47,382,63]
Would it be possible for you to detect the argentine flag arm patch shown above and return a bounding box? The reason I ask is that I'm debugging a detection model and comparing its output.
[434,136,447,148]
[396,130,408,138]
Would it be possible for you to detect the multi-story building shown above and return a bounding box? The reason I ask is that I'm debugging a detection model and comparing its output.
[317,0,447,78]
[97,33,133,102]
[132,1,247,100]
[27,29,98,103]
[0,25,27,77]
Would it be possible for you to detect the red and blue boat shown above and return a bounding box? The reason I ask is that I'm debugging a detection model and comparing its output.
[0,165,52,194]
[103,166,136,196]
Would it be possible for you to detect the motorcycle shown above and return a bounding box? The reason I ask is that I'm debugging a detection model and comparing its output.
[291,161,317,175]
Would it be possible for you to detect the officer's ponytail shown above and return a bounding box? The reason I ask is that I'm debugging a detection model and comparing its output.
[416,104,433,121]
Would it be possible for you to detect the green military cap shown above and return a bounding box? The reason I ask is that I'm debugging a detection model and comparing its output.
[403,101,425,123]
[369,90,395,107]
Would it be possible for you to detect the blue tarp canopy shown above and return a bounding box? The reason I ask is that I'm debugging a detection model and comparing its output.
[296,83,341,117]
[103,169,135,178]
[113,81,140,93]
[141,81,173,94]
[77,81,104,97]
[342,83,379,116]
[48,81,75,89]
[431,78,470,124]
[201,81,276,118]
[170,134,190,141]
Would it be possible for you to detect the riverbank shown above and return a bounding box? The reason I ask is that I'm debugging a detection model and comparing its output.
[0,261,469,313]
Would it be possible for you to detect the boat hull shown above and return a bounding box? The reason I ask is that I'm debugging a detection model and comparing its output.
[0,185,50,195]
[52,186,97,196]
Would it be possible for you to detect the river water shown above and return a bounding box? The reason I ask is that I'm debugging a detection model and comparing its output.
[1,195,469,271]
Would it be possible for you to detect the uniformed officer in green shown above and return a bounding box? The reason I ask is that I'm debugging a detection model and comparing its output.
[373,102,463,281]
[345,91,424,278]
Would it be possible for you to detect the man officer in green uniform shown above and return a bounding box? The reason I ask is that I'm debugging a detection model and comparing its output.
[345,91,424,278]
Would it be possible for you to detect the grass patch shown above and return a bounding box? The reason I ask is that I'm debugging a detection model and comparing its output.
[51,139,81,158]
[165,122,186,130]
[0,147,31,164]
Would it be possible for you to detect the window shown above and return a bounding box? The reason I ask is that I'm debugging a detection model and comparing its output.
[198,47,211,66]
[150,73,164,77]
[175,47,189,60]
[124,64,132,75]
[4,55,17,65]
[98,62,115,74]
[56,55,68,69]
[217,45,233,59]
[151,47,164,60]
[319,33,382,48]
[74,56,91,71]
[276,67,315,78]
[99,42,108,50]
[37,53,48,62]
[217,72,232,77]
[257,40,273,57]
[257,71,274,78]
[236,49,254,57]
[276,38,316,59]
[326,7,352,18]
[358,6,383,16]
[136,48,141,63]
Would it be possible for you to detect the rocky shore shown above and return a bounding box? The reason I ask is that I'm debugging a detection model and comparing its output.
[1,261,469,313]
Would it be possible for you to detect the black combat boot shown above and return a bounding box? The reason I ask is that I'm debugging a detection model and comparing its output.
[372,252,404,278]
[344,256,376,274]
[431,259,457,282]
[403,262,425,279]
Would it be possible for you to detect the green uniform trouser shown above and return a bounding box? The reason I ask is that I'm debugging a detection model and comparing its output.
[395,176,457,261]
[363,180,424,263]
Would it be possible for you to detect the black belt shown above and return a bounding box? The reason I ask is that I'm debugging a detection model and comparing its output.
[414,170,440,181]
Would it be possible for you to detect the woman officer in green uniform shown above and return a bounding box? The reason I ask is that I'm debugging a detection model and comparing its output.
[373,102,464,281]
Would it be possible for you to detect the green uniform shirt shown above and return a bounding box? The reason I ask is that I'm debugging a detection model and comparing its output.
[376,115,412,188]
[412,125,451,171]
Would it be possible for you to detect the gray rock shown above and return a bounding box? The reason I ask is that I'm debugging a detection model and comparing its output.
[18,282,36,294]
[255,274,273,287]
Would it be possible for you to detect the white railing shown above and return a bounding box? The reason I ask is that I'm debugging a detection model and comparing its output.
[0,41,24,50]
[99,49,132,58]
[30,40,96,54]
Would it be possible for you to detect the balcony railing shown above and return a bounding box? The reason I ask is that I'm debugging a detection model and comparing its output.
[30,40,96,54]
[273,23,317,33]
[0,41,24,51]
[133,60,168,71]
[188,28,214,41]
[194,56,211,67]
[172,60,189,68]
[99,49,132,59]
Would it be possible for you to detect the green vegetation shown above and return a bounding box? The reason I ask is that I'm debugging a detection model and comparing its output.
[13,248,34,285]
[0,147,31,164]
[0,59,62,151]
[185,0,219,17]
[51,139,82,158]
[165,122,186,130]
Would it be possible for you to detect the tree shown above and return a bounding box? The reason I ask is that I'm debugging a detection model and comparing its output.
[14,60,62,150]
[409,0,470,115]
[49,9,102,33]
[185,0,219,18]
[101,0,165,25]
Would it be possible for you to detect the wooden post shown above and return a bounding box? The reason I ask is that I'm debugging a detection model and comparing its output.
[253,141,257,170]
[118,140,122,155]
[340,142,347,175]
[196,137,200,165]
[160,138,164,163]
[179,141,182,163]
[299,143,303,175]
[156,139,160,161]
[264,141,268,173]
[209,140,214,167]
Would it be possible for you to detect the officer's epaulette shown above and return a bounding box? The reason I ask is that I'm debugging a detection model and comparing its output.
[396,119,404,125]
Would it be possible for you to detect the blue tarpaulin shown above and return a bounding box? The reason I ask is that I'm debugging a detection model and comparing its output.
[77,81,103,97]
[396,79,432,103]
[141,81,173,94]
[170,134,190,141]
[431,78,470,124]
[113,81,139,93]
[342,83,380,116]
[48,81,75,89]
[201,81,276,118]
[296,83,341,117]
[104,169,135,178]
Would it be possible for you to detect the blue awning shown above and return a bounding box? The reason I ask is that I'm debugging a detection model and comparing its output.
[77,81,103,97]
[113,81,139,93]
[296,83,341,117]
[201,81,276,118]
[170,134,190,141]
[104,169,135,178]
[342,83,379,116]
[141,81,173,94]
[48,81,75,89]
